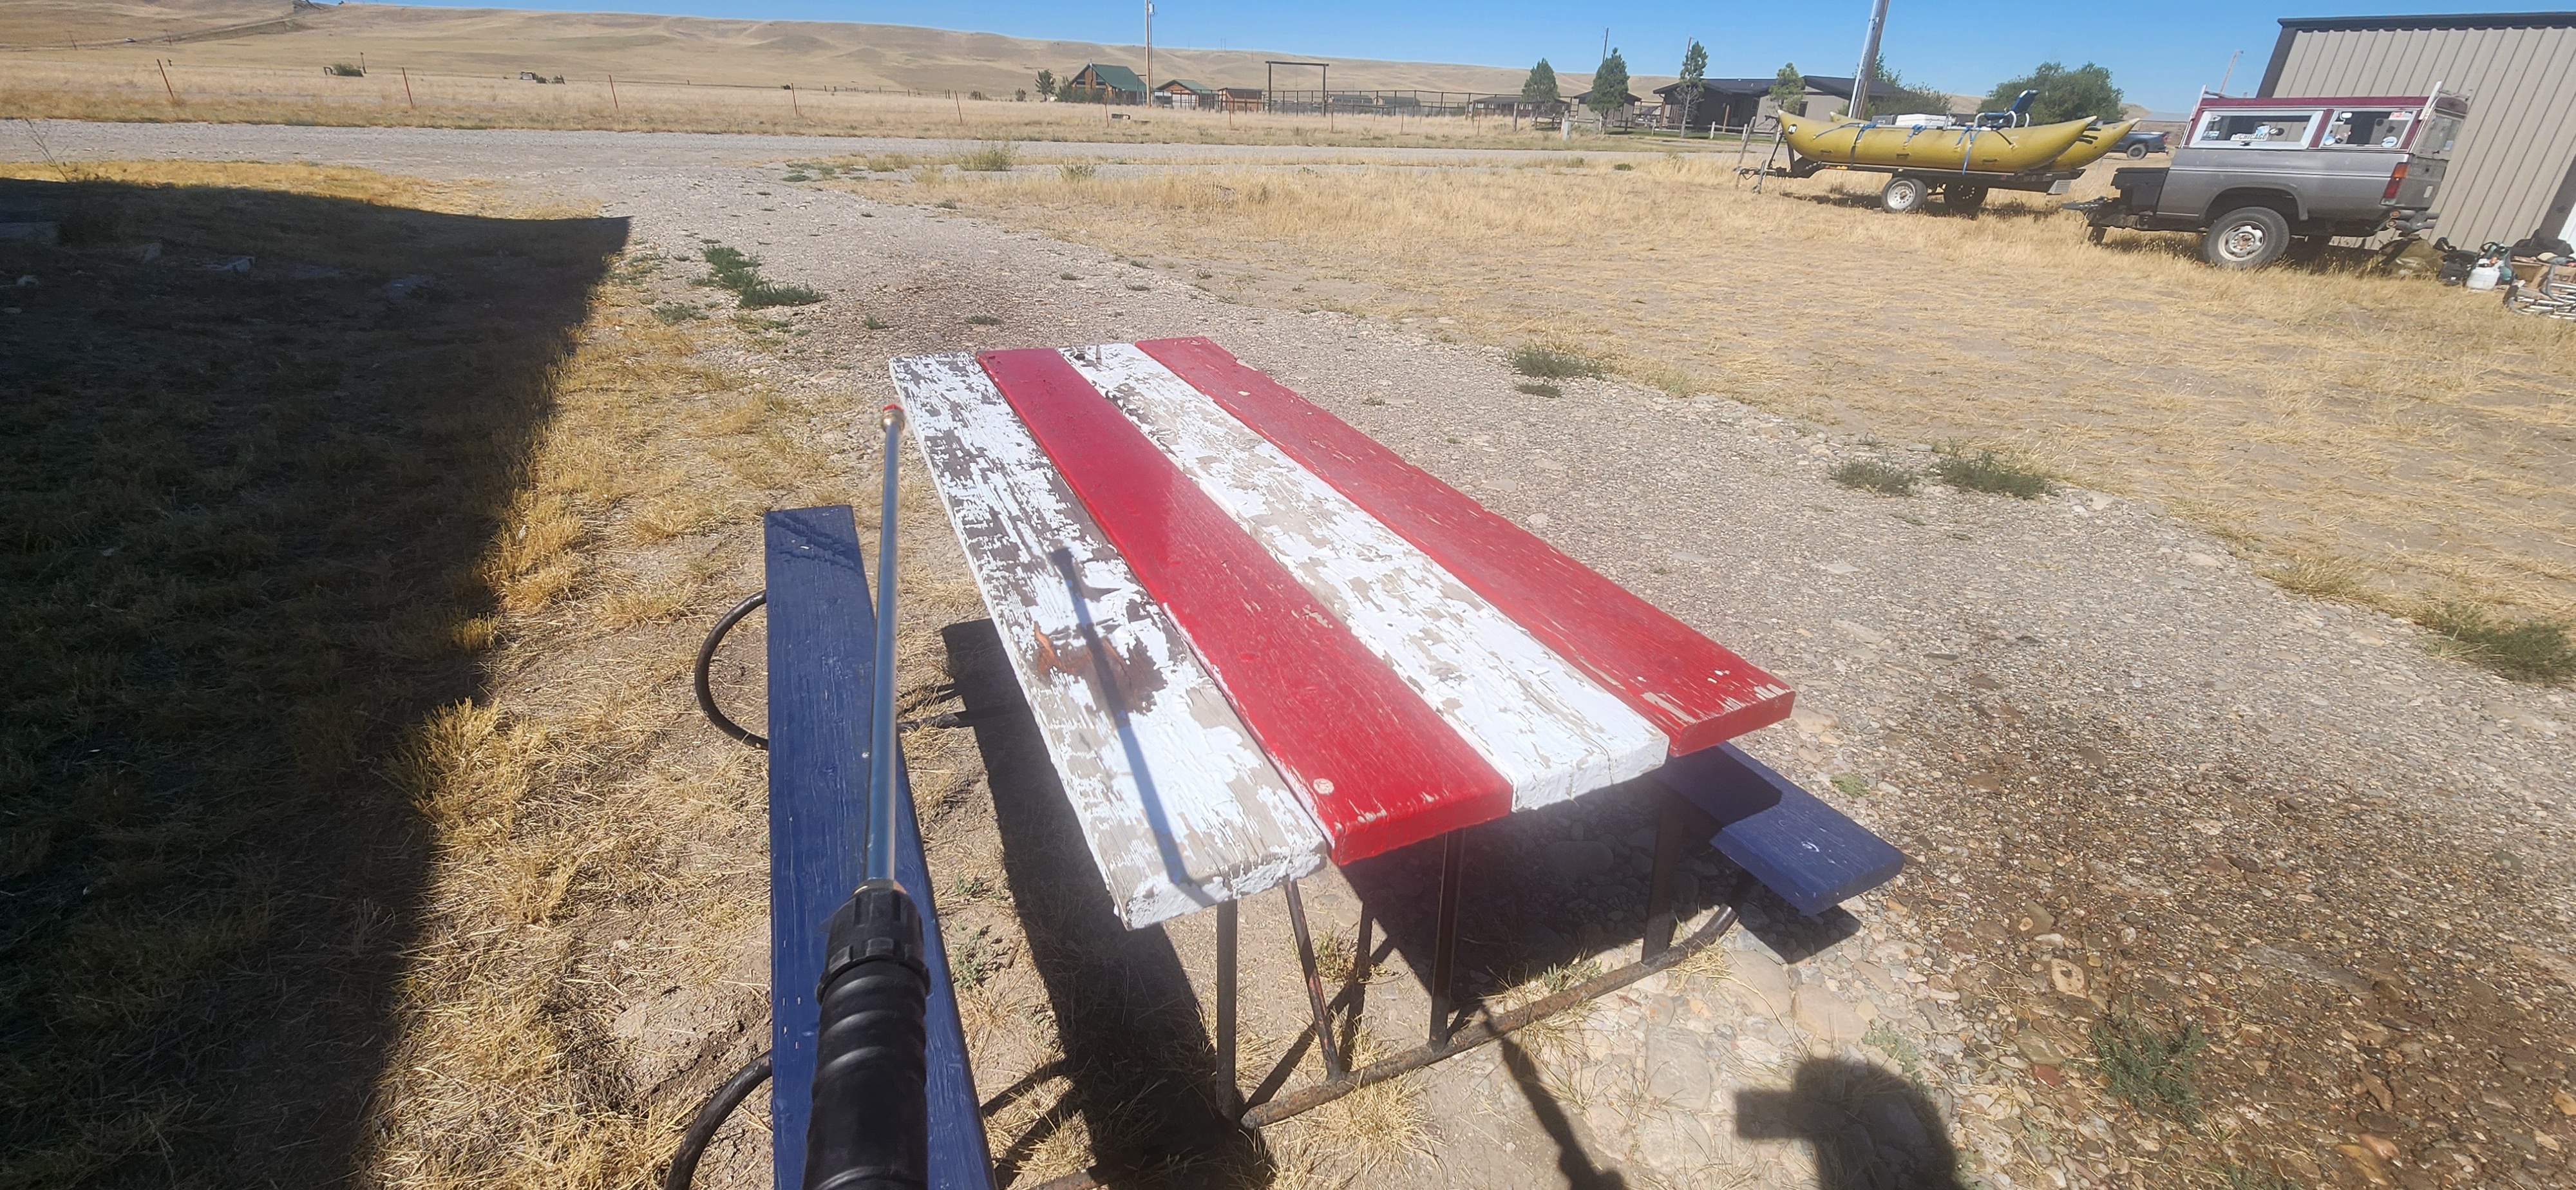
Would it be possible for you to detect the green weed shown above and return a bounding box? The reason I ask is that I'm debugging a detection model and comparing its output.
[1934,446,2054,498]
[2419,603,2575,684]
[1830,460,1920,496]
[1510,339,1607,380]
[1515,382,1563,398]
[2093,1010,2208,1126]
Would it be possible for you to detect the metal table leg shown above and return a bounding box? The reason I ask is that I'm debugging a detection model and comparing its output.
[1643,791,1690,959]
[1428,830,1464,1046]
[1282,880,1343,1081]
[1215,899,1238,1115]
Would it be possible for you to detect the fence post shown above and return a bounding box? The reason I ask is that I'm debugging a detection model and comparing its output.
[400,66,414,109]
[607,73,618,111]
[156,58,179,106]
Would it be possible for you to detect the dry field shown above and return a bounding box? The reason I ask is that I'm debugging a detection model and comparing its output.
[0,58,1654,149]
[0,0,1557,97]
[889,153,2576,638]
[0,0,1645,147]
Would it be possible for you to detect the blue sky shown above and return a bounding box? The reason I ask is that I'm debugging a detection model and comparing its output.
[384,1,2552,111]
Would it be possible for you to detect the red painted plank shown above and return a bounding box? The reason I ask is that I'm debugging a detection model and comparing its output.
[1135,337,1793,755]
[974,348,1511,862]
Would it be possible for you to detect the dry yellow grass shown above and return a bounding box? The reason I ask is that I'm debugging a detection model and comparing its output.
[0,55,1680,149]
[906,155,2576,622]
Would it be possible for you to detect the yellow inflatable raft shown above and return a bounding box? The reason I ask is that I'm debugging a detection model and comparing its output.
[1777,113,2099,174]
[2046,119,2141,171]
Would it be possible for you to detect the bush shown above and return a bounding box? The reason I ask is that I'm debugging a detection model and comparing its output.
[965,314,1002,325]
[327,62,365,77]
[2094,1012,2207,1126]
[1059,163,1097,182]
[737,282,820,309]
[1515,382,1562,398]
[1510,339,1607,379]
[2420,603,2575,684]
[958,142,1016,172]
[1933,446,2052,498]
[697,243,821,308]
[1830,460,1919,496]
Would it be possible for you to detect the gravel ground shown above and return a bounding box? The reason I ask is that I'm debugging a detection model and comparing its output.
[39,122,2573,1190]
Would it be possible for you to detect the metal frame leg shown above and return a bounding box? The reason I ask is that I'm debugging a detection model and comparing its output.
[1428,831,1464,1046]
[1215,900,1238,1115]
[1282,880,1343,1081]
[1643,792,1690,959]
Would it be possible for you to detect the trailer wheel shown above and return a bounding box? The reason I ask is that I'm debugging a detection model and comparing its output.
[1944,184,1989,213]
[2204,205,2290,269]
[1880,176,1929,214]
[2125,142,2150,159]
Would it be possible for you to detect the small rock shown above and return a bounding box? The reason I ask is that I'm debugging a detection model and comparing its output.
[1729,948,1795,1017]
[2553,1088,2576,1116]
[2031,1062,2064,1087]
[1547,840,1613,878]
[2357,1133,2400,1160]
[2185,551,2221,567]
[13,275,35,287]
[1793,986,1866,1046]
[2049,958,2088,997]
[1821,560,1858,575]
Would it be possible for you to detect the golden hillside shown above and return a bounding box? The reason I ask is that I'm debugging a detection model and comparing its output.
[1,0,1588,96]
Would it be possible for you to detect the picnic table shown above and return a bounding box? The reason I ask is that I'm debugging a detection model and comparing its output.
[736,337,1907,1189]
[893,337,1900,1093]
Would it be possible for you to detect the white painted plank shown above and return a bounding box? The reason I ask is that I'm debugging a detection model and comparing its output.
[1063,344,1670,811]
[892,353,1328,928]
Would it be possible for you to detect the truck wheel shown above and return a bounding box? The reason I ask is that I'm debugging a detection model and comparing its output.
[1944,184,1989,213]
[2203,206,2291,269]
[2125,143,2150,159]
[1880,176,1929,214]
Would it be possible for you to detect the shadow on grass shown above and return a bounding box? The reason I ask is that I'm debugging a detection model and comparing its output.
[1,175,625,1184]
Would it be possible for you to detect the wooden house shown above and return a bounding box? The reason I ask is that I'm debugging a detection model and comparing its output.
[1063,63,1146,105]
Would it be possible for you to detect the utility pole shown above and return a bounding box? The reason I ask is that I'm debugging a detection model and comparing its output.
[1848,0,1890,120]
[1145,0,1155,99]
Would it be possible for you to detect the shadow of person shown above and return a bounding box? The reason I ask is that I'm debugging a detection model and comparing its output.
[1495,1035,1630,1190]
[940,619,1273,1189]
[1736,1057,1966,1190]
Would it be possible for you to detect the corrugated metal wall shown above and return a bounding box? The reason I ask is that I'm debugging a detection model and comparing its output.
[2271,23,2576,243]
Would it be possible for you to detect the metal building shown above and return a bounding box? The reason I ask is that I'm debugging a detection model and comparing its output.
[2260,11,2576,244]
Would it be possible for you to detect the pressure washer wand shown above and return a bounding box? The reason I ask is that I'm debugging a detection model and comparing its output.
[803,405,930,1190]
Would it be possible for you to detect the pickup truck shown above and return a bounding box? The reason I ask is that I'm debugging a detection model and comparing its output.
[2078,91,2467,268]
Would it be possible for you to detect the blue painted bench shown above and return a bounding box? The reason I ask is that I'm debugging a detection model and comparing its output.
[764,505,994,1190]
[1649,742,1906,917]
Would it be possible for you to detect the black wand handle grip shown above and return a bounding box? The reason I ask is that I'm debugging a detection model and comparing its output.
[803,878,930,1190]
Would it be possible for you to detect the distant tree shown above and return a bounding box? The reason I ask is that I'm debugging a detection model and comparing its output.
[1522,59,1560,105]
[1675,39,1707,127]
[1770,62,1806,114]
[1867,57,1955,116]
[1036,68,1056,100]
[1586,48,1630,120]
[1982,61,2125,124]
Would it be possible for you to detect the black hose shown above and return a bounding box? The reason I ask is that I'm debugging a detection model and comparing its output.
[695,590,768,749]
[666,1049,772,1190]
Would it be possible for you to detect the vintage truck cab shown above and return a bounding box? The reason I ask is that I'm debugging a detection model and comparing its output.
[2079,90,2467,268]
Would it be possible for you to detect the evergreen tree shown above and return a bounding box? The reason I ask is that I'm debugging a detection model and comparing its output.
[1676,39,1708,126]
[1036,68,1056,100]
[1981,62,2125,124]
[1587,48,1630,118]
[1522,59,1560,104]
[1770,62,1806,114]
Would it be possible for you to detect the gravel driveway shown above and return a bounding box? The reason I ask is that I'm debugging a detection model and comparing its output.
[37,122,2571,1190]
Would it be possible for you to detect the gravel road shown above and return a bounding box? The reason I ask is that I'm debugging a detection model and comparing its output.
[39,121,2571,1190]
